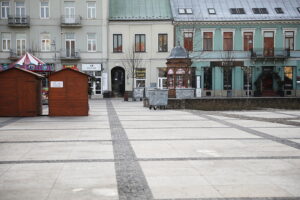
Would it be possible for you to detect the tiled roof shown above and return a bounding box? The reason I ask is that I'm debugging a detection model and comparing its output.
[109,0,172,21]
[171,0,300,22]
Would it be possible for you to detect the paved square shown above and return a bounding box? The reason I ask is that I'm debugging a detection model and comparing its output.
[0,99,300,200]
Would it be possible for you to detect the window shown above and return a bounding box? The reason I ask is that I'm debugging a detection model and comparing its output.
[158,68,167,89]
[40,2,49,19]
[208,8,216,14]
[135,68,146,87]
[223,68,232,90]
[64,1,75,23]
[87,33,96,52]
[204,67,212,90]
[87,2,96,19]
[184,32,193,51]
[113,34,122,52]
[223,32,233,51]
[252,8,268,14]
[230,8,245,14]
[178,8,193,14]
[16,33,26,56]
[297,7,300,13]
[203,32,213,51]
[41,33,51,51]
[135,34,145,52]
[275,7,284,14]
[2,33,11,51]
[285,31,294,50]
[16,2,25,17]
[243,32,253,51]
[243,68,252,90]
[284,66,293,89]
[1,2,9,19]
[158,34,168,52]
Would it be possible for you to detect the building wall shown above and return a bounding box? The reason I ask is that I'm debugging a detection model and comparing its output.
[175,22,300,97]
[107,21,173,92]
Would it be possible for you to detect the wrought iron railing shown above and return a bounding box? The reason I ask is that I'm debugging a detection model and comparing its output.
[250,48,289,59]
[8,15,30,26]
[60,49,80,59]
[61,15,82,26]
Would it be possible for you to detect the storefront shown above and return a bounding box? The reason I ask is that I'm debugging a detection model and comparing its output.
[82,64,102,96]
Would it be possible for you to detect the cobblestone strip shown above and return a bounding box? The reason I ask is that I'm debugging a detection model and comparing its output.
[0,159,115,164]
[0,118,22,129]
[191,111,300,150]
[106,100,153,200]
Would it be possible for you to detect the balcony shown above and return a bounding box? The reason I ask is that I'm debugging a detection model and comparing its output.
[251,48,289,62]
[60,49,80,60]
[61,15,82,27]
[8,50,20,61]
[8,15,30,27]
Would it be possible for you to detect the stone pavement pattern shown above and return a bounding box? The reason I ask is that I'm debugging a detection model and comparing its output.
[0,99,300,200]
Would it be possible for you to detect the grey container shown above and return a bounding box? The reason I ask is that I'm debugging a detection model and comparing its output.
[148,89,168,110]
[133,88,144,101]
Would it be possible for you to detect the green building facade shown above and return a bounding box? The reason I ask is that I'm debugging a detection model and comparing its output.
[171,0,300,97]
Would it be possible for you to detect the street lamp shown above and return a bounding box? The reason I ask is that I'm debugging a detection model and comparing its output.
[51,39,56,61]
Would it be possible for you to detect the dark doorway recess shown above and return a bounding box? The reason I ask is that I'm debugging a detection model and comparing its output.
[111,67,125,97]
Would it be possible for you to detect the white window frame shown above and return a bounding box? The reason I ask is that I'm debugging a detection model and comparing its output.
[2,33,11,51]
[1,1,9,19]
[201,28,216,51]
[41,33,51,51]
[87,1,96,19]
[40,1,49,19]
[241,28,256,50]
[15,2,25,17]
[87,33,96,52]
[283,28,297,50]
[16,33,26,56]
[221,29,235,51]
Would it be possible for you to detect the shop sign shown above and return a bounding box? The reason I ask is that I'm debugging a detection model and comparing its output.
[24,64,55,72]
[63,65,78,70]
[50,81,64,88]
[135,68,146,78]
[82,64,102,71]
[211,61,244,67]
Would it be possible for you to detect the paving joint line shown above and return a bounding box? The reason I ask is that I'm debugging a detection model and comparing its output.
[0,117,23,128]
[106,100,154,200]
[190,111,300,150]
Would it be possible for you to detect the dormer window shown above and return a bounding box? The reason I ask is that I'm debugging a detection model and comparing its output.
[208,8,216,14]
[297,7,300,13]
[230,8,245,14]
[252,8,268,14]
[178,8,193,14]
[275,7,284,14]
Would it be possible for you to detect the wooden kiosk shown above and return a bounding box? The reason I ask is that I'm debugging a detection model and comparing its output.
[48,68,89,116]
[0,68,44,117]
[166,46,194,98]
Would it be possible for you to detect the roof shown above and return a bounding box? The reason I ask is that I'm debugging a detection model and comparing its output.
[50,68,90,77]
[168,46,189,59]
[109,0,172,21]
[13,52,45,66]
[0,67,44,78]
[170,0,300,22]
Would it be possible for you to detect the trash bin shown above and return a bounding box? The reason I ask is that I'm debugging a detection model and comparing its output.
[148,89,168,110]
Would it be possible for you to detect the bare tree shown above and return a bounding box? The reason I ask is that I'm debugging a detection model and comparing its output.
[221,50,235,93]
[122,45,144,94]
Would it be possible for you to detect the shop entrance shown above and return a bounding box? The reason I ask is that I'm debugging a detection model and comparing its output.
[111,67,125,97]
[262,66,275,96]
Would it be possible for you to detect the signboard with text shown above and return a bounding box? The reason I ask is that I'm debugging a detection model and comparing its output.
[82,64,102,71]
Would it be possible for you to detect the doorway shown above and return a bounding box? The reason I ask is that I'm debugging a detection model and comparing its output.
[111,67,125,97]
[262,66,275,96]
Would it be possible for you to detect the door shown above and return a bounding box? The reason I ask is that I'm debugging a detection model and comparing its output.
[16,39,25,56]
[264,32,274,56]
[243,32,253,51]
[262,66,274,91]
[111,67,125,97]
[15,2,25,23]
[19,79,37,116]
[65,39,75,57]
[65,7,75,23]
[158,77,167,89]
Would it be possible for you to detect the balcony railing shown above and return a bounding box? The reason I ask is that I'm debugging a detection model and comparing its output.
[190,50,250,60]
[250,48,289,60]
[8,50,20,60]
[8,15,30,27]
[60,49,80,60]
[61,15,82,27]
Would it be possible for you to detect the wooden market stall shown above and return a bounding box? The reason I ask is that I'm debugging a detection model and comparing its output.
[48,68,89,116]
[0,68,44,117]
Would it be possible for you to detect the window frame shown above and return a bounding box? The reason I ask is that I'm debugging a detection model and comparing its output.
[275,7,284,14]
[87,33,96,52]
[135,68,146,88]
[2,33,11,51]
[41,33,51,52]
[284,31,294,51]
[87,1,96,19]
[203,32,213,51]
[183,32,193,52]
[223,32,233,51]
[284,66,293,90]
[1,1,9,19]
[113,34,122,53]
[135,34,146,52]
[40,1,49,19]
[158,34,168,52]
[208,8,216,14]
[15,2,26,17]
